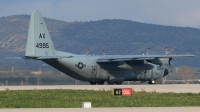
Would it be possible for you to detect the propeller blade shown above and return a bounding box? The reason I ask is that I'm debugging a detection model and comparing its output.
[168,58,173,72]
[169,65,173,73]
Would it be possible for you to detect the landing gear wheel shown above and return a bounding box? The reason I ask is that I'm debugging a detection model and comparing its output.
[97,81,105,85]
[90,81,97,85]
[115,82,122,85]
[148,80,156,84]
[107,81,114,85]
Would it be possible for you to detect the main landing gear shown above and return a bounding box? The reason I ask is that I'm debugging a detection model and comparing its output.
[89,81,105,85]
[89,81,97,85]
[89,81,123,85]
[107,81,122,85]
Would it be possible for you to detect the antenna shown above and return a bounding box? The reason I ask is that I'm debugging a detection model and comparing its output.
[86,49,90,56]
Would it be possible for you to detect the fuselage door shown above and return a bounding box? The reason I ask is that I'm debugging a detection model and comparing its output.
[91,66,97,79]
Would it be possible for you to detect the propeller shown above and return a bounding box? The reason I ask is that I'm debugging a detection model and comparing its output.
[168,58,173,73]
[163,47,173,83]
[165,47,173,72]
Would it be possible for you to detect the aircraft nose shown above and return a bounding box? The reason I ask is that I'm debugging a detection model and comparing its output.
[164,69,169,76]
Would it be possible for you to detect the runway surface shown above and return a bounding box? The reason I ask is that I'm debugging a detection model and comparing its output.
[0,107,200,112]
[0,84,200,93]
[0,84,199,111]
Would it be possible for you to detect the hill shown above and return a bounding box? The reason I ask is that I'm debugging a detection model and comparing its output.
[0,15,199,67]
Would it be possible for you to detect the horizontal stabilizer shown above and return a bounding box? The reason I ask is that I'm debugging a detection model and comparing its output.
[36,56,74,60]
[4,57,25,60]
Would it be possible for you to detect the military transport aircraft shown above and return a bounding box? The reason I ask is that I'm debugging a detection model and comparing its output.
[24,11,195,85]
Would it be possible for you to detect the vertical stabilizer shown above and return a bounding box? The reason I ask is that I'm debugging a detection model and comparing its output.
[25,11,56,57]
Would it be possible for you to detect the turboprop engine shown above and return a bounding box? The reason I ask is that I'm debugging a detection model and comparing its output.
[147,58,171,66]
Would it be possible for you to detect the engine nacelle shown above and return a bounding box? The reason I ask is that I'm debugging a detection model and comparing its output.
[148,58,169,65]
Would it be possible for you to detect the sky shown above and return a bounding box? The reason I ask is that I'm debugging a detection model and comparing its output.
[1,0,200,28]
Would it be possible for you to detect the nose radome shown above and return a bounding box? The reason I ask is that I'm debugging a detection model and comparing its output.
[164,69,169,76]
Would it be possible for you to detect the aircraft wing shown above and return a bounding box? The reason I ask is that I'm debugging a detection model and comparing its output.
[96,54,195,62]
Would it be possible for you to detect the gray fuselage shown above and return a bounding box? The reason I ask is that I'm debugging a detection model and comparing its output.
[42,55,167,83]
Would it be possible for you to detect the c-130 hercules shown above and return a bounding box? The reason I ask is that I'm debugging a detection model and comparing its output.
[25,11,195,85]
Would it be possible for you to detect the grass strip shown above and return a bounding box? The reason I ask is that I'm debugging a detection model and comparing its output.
[0,89,199,108]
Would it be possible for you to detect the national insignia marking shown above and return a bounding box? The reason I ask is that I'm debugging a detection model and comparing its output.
[75,62,86,69]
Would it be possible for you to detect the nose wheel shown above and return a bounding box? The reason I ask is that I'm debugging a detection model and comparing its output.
[148,80,156,84]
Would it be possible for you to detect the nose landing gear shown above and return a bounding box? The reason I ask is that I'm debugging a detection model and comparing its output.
[148,80,156,84]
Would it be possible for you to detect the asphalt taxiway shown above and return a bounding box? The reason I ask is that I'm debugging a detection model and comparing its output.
[0,84,200,93]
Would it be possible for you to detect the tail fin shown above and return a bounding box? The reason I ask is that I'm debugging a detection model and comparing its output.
[25,11,56,58]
